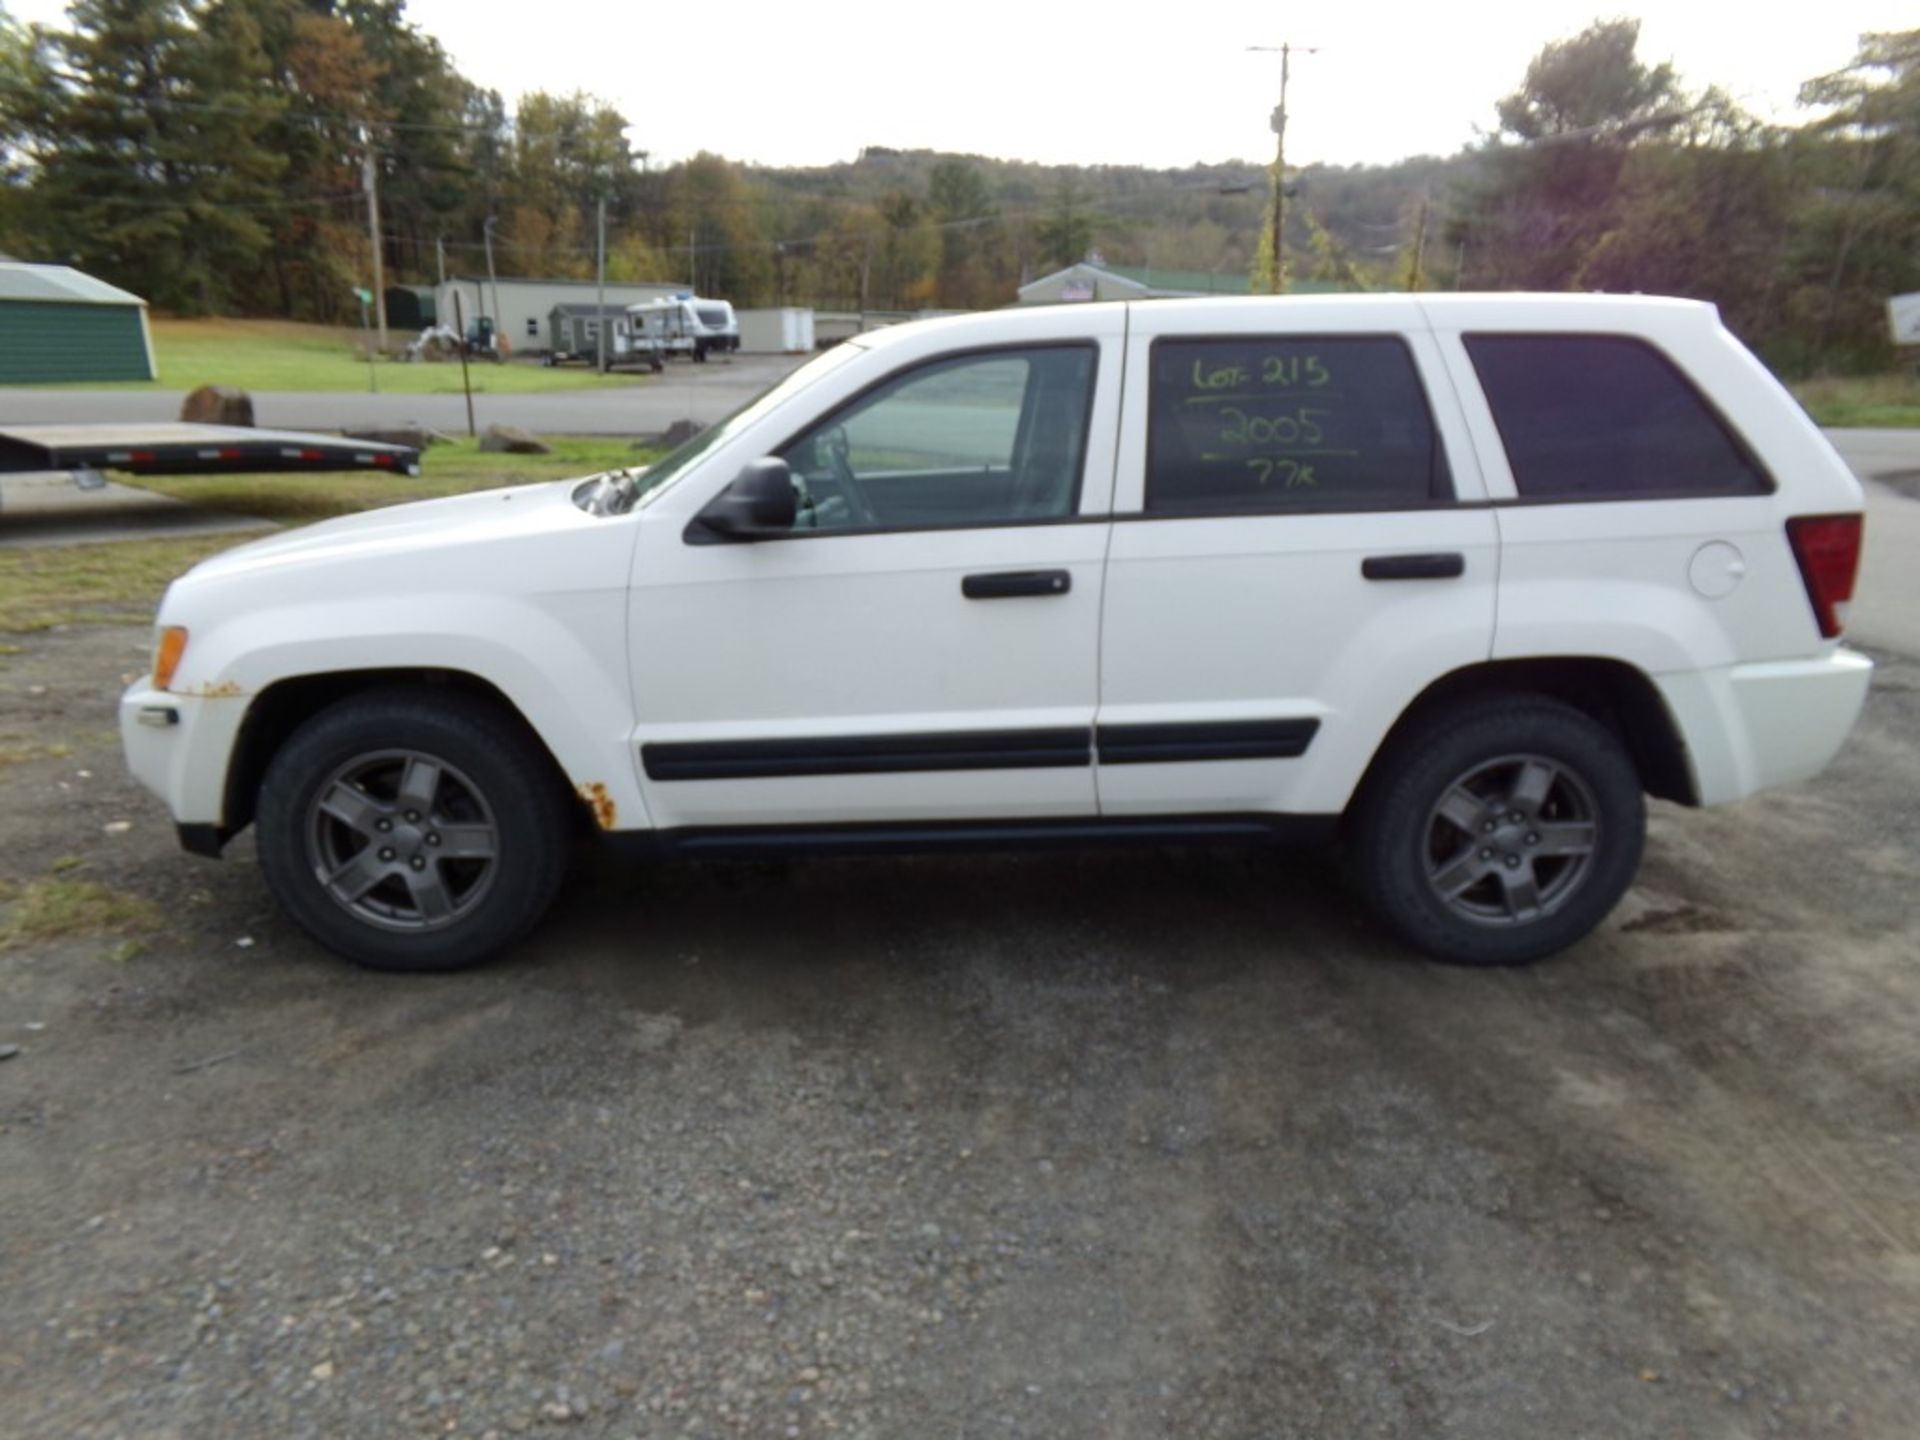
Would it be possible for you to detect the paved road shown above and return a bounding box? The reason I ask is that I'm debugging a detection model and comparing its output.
[0,354,813,436]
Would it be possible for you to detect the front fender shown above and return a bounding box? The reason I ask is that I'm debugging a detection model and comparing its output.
[166,591,650,833]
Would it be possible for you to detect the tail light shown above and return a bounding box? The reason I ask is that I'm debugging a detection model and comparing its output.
[1786,514,1863,639]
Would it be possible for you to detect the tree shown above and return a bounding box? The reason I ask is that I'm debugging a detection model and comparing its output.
[1494,18,1679,141]
[928,157,997,306]
[1574,91,1792,341]
[1453,19,1690,292]
[335,0,477,283]
[1034,171,1092,271]
[1789,30,1920,369]
[667,152,770,302]
[0,3,43,252]
[243,2,386,319]
[28,0,287,311]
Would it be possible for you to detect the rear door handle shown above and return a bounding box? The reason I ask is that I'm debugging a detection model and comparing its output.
[1361,552,1465,581]
[962,569,1072,599]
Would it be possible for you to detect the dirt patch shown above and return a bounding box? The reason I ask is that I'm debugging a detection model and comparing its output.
[2,623,1919,1439]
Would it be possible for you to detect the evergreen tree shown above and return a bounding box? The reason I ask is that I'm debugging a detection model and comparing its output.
[30,0,286,311]
[0,3,43,253]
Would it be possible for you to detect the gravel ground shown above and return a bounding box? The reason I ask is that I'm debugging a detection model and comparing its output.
[2,622,1918,1439]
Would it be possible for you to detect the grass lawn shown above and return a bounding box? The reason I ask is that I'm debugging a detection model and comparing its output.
[0,436,659,631]
[0,532,245,632]
[1790,373,1920,429]
[38,317,651,395]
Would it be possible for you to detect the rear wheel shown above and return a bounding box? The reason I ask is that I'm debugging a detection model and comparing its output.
[1349,696,1645,965]
[256,688,571,972]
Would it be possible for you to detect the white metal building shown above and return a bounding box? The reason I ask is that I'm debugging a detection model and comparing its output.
[433,275,689,354]
[1015,261,1251,305]
[736,308,816,354]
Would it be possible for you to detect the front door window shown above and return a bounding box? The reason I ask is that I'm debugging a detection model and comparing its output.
[779,346,1096,532]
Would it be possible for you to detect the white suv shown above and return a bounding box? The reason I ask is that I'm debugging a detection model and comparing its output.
[119,295,1871,972]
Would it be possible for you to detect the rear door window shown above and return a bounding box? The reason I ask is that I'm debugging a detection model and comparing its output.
[1464,334,1770,499]
[1146,336,1452,514]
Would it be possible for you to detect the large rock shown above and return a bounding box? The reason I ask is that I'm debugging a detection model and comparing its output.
[180,385,254,427]
[342,424,450,450]
[660,418,707,448]
[478,424,552,455]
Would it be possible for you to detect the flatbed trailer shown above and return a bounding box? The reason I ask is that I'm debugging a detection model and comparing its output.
[0,423,421,484]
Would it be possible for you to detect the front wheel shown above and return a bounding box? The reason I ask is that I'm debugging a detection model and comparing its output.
[1348,696,1645,966]
[256,688,572,972]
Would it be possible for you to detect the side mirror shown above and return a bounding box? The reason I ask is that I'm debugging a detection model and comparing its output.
[693,457,797,542]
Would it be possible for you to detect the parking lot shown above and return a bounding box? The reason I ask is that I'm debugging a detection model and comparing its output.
[2,447,1918,1437]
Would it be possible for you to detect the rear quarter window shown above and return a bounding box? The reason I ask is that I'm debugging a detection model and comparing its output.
[1464,334,1770,499]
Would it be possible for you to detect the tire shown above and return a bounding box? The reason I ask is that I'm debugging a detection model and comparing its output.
[1347,696,1645,966]
[255,687,572,972]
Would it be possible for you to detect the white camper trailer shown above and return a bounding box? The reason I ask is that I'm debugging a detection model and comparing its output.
[626,295,740,362]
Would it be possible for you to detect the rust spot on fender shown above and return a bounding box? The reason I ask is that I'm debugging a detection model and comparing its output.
[576,781,616,830]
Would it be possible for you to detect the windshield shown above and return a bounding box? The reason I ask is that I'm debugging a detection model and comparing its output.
[633,342,867,507]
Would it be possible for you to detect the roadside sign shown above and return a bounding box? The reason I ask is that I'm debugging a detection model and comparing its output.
[1890,293,1920,346]
[354,287,373,306]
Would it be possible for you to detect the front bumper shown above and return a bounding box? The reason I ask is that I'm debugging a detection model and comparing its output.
[119,680,250,846]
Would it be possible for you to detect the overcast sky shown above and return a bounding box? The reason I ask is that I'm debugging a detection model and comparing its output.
[10,0,1913,168]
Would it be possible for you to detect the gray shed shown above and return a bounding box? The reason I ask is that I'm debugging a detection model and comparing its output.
[548,303,633,357]
[0,263,157,384]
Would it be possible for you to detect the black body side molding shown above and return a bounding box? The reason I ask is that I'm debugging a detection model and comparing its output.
[1097,718,1320,765]
[642,728,1092,782]
[644,720,1321,782]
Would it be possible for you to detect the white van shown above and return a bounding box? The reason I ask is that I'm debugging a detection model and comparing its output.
[627,295,739,362]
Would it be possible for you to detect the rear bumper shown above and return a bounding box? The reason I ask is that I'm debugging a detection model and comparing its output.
[1657,648,1873,805]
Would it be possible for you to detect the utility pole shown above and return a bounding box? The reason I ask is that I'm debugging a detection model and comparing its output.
[361,131,388,350]
[1248,41,1317,295]
[595,193,608,373]
[435,234,446,288]
[858,234,872,334]
[450,291,476,438]
[482,214,501,337]
[1409,195,1430,292]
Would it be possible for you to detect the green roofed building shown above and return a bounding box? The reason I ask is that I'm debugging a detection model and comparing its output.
[0,263,157,384]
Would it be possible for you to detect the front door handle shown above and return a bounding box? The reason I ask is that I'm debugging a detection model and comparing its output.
[962,569,1072,599]
[1361,552,1465,581]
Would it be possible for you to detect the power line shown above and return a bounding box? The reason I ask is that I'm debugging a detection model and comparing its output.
[37,188,365,213]
[4,76,502,140]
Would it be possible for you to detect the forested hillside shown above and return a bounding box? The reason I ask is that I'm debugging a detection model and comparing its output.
[2,5,1915,373]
